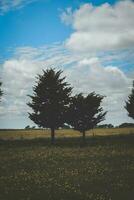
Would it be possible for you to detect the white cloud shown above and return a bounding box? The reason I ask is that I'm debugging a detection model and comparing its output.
[0,44,80,127]
[65,57,133,125]
[61,0,134,53]
[0,58,40,123]
[0,44,133,128]
[1,0,133,128]
[65,57,130,94]
[0,0,37,14]
[61,7,73,25]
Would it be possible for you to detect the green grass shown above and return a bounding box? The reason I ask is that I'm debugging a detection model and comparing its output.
[0,132,134,200]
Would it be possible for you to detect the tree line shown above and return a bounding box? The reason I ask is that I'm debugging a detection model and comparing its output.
[0,69,134,143]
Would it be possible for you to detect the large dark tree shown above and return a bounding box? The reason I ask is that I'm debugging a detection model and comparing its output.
[125,81,134,120]
[27,68,72,143]
[67,93,107,141]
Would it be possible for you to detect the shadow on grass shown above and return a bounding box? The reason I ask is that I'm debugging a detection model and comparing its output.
[0,133,134,149]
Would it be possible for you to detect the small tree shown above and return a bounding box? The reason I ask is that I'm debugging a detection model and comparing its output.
[27,68,72,143]
[67,93,107,141]
[125,81,134,120]
[25,125,30,130]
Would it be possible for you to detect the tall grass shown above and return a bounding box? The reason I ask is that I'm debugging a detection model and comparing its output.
[0,128,134,140]
[0,134,134,200]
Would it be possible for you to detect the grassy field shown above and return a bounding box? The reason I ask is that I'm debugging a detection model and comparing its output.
[0,127,134,140]
[0,129,134,200]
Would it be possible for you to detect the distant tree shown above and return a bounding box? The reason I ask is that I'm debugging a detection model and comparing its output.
[96,124,114,128]
[67,93,107,141]
[0,81,3,101]
[25,125,36,129]
[119,123,134,128]
[27,68,72,144]
[107,124,114,128]
[62,124,71,129]
[25,125,30,129]
[125,81,134,120]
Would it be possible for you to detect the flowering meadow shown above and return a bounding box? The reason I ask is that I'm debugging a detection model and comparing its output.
[0,132,134,200]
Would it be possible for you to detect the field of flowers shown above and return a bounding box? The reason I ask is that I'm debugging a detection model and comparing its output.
[0,133,134,200]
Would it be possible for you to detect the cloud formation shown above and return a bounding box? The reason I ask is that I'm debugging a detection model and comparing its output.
[0,0,37,14]
[61,0,134,52]
[0,0,134,128]
[0,44,80,128]
[0,44,133,128]
[65,57,132,125]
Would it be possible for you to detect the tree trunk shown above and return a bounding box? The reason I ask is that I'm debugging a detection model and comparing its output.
[92,129,95,137]
[51,128,55,144]
[82,131,86,143]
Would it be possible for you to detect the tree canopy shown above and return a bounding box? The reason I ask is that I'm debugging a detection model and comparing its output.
[96,124,114,128]
[125,81,134,120]
[27,68,72,143]
[119,123,134,128]
[67,93,107,140]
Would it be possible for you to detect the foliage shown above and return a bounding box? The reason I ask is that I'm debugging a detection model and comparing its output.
[25,125,30,129]
[67,93,107,140]
[119,123,134,128]
[125,81,134,119]
[96,124,114,128]
[25,125,36,130]
[62,124,71,129]
[27,68,72,143]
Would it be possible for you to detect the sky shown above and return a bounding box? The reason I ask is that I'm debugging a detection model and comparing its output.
[0,0,134,128]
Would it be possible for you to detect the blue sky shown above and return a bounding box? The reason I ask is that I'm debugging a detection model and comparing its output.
[0,0,134,128]
[0,0,116,59]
